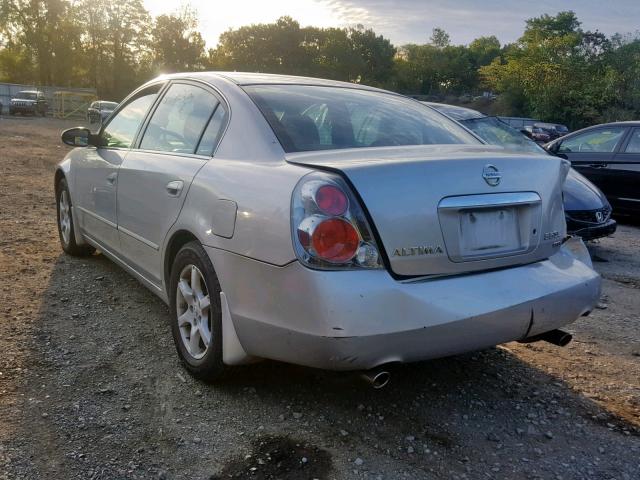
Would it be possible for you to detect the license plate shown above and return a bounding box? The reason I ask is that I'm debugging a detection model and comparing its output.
[459,208,520,255]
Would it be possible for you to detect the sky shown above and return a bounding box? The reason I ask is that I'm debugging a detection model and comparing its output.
[144,0,640,47]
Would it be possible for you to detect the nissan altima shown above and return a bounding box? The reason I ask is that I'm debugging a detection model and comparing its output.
[55,72,600,382]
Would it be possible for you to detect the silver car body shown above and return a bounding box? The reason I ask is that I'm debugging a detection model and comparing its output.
[56,72,601,370]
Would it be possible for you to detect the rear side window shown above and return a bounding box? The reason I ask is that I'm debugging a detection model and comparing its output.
[558,127,626,153]
[102,84,162,148]
[623,129,640,153]
[244,85,477,153]
[196,104,228,156]
[140,83,218,154]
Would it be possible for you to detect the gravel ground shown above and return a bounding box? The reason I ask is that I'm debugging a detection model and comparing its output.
[1,117,639,480]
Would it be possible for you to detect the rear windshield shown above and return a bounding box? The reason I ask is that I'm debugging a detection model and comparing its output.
[244,85,478,153]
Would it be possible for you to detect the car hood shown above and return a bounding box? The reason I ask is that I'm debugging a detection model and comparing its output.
[563,169,609,211]
[11,98,36,103]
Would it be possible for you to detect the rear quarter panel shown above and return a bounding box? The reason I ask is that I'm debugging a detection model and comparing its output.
[173,158,308,266]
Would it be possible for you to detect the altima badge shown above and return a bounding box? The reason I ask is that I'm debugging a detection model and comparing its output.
[482,164,501,186]
[393,246,444,257]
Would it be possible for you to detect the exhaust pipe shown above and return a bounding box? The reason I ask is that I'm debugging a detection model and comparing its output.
[520,329,573,347]
[360,368,391,389]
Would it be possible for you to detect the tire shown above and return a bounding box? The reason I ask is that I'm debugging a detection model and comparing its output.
[169,241,228,381]
[56,178,95,256]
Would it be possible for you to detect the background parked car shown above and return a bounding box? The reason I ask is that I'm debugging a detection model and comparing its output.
[87,101,118,124]
[425,102,617,240]
[524,125,551,143]
[497,116,538,130]
[9,90,47,116]
[536,122,569,140]
[545,122,640,216]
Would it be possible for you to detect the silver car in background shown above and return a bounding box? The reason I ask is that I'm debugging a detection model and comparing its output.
[87,100,119,124]
[55,72,600,382]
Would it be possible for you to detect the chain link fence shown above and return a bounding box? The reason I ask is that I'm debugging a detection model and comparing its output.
[0,83,97,118]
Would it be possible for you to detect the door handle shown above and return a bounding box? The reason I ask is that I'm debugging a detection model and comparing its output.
[106,172,117,185]
[166,180,184,197]
[589,164,608,169]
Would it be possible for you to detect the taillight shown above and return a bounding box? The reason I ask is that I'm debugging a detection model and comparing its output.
[315,185,348,216]
[292,172,383,270]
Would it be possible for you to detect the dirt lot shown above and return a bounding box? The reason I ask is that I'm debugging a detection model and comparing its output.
[1,116,639,480]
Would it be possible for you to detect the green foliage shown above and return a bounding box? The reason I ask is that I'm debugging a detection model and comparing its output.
[207,18,395,86]
[481,11,639,128]
[430,28,451,48]
[150,7,206,74]
[0,4,638,127]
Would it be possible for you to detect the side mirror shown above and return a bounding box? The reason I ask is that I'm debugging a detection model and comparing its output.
[61,127,98,147]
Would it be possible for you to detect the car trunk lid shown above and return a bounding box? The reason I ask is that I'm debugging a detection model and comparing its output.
[287,145,568,277]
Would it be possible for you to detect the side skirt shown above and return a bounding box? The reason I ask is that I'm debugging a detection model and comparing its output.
[82,232,169,305]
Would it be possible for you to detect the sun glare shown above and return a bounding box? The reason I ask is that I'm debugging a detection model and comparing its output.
[144,0,362,47]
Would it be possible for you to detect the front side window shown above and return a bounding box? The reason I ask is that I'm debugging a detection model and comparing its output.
[140,83,218,154]
[102,84,162,148]
[244,85,478,153]
[558,127,626,153]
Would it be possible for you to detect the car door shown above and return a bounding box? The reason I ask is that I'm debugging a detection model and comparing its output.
[116,81,226,284]
[556,126,628,197]
[73,84,163,252]
[611,127,640,212]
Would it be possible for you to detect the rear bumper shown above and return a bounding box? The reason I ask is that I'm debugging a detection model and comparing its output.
[567,218,617,241]
[206,240,601,371]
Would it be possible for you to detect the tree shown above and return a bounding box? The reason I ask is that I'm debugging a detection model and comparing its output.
[430,28,450,48]
[150,8,206,73]
[347,25,396,85]
[104,0,151,98]
[0,0,81,86]
[480,11,614,128]
[469,36,501,67]
[207,17,395,86]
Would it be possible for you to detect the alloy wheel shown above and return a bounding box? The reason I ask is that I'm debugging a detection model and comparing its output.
[176,264,212,360]
[59,190,71,246]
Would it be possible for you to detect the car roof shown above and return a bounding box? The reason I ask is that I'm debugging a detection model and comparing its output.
[565,121,640,133]
[591,121,640,127]
[422,102,486,121]
[18,90,40,94]
[546,120,640,146]
[155,71,389,93]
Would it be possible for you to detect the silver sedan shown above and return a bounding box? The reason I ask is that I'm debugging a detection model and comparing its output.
[55,72,600,382]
